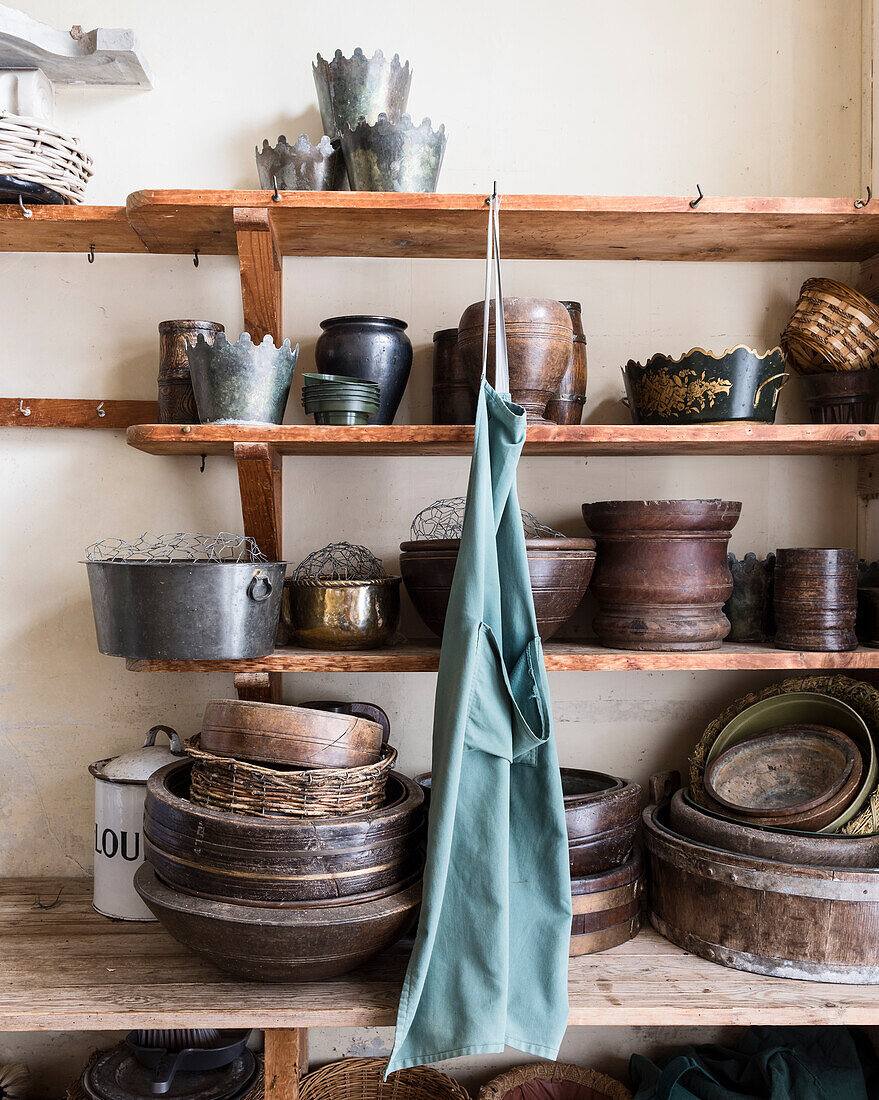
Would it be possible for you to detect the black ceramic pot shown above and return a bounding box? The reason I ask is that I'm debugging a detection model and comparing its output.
[315,316,413,425]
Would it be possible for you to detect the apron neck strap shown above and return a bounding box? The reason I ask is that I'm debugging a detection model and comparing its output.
[481,189,509,395]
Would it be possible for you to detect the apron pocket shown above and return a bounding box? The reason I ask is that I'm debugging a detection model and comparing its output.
[465,622,549,762]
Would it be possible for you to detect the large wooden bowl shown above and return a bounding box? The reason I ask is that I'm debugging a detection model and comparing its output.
[135,862,421,982]
[200,698,385,769]
[400,538,596,641]
[562,769,642,876]
[144,760,425,906]
[670,787,879,868]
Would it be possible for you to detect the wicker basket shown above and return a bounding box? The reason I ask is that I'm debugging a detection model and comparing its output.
[299,1058,471,1100]
[782,278,879,374]
[479,1062,631,1100]
[688,674,879,836]
[186,735,397,818]
[0,112,93,203]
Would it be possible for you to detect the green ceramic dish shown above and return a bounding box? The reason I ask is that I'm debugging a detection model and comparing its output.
[312,410,371,425]
[303,372,376,386]
[707,691,876,832]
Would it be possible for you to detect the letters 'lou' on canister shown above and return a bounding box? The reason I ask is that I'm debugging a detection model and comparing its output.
[90,726,185,921]
[774,547,858,652]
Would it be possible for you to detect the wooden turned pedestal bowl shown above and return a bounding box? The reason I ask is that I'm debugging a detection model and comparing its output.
[457,297,573,423]
[135,862,422,982]
[583,499,742,650]
[400,537,596,641]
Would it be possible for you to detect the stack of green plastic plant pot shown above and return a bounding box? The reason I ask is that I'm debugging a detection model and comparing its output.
[301,372,381,425]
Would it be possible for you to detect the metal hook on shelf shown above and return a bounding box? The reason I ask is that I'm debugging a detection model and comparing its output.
[87,244,95,263]
[193,249,200,268]
[689,184,704,209]
[96,402,106,418]
[484,180,499,205]
[271,175,281,202]
[18,399,31,417]
[855,187,872,209]
[200,454,206,473]
[17,194,32,218]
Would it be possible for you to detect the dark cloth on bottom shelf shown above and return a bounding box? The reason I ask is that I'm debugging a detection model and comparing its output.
[630,1027,879,1100]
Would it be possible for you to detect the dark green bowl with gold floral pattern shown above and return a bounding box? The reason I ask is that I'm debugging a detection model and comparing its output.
[623,346,789,424]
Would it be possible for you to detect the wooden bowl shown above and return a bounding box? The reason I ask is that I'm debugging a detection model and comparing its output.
[704,724,860,822]
[670,787,879,867]
[200,698,385,769]
[706,690,876,833]
[144,760,425,906]
[400,538,596,641]
[561,769,642,876]
[135,862,421,982]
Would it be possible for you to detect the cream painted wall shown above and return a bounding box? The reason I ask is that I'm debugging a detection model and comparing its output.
[0,0,869,1095]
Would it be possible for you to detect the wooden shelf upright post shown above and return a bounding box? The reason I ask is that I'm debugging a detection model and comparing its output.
[232,206,285,706]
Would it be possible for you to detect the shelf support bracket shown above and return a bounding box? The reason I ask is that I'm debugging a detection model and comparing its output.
[234,440,283,703]
[264,1028,308,1100]
[234,206,283,343]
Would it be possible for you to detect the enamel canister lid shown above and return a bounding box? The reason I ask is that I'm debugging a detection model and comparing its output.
[90,725,185,784]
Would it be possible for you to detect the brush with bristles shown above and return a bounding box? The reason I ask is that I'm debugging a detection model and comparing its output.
[134,1029,221,1051]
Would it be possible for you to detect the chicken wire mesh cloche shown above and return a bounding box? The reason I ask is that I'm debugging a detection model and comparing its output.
[289,542,401,650]
[409,497,565,541]
[85,532,269,563]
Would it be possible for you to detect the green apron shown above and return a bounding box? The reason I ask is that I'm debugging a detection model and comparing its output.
[387,195,571,1072]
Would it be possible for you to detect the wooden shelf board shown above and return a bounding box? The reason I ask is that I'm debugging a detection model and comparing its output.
[0,204,147,253]
[0,398,158,429]
[3,878,879,1030]
[3,193,879,261]
[126,422,879,458]
[125,641,879,674]
[125,191,879,261]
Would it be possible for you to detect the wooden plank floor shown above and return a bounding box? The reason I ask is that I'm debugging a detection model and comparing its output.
[125,641,879,674]
[3,878,879,1031]
[126,422,879,458]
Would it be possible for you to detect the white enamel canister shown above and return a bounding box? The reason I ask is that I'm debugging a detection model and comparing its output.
[90,725,185,920]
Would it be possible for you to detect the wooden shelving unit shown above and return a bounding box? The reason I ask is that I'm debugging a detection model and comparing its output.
[5,878,879,1031]
[8,191,879,1097]
[126,641,879,674]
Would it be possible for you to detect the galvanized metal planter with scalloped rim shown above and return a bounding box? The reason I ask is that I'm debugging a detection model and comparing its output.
[187,332,299,425]
[623,345,789,424]
[255,133,348,192]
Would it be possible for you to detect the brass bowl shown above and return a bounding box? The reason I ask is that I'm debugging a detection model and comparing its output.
[290,577,401,650]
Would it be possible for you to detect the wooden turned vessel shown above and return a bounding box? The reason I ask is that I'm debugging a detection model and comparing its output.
[582,499,742,650]
[774,547,858,652]
[400,538,596,641]
[562,769,642,876]
[545,300,587,425]
[432,328,476,424]
[144,761,425,906]
[644,792,879,983]
[157,319,224,424]
[457,297,573,423]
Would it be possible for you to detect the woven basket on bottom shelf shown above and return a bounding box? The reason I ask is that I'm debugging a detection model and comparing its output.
[299,1058,471,1100]
[186,735,397,817]
[66,1051,265,1100]
[782,278,879,374]
[0,112,93,203]
[478,1062,631,1100]
[688,673,879,836]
